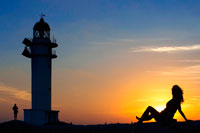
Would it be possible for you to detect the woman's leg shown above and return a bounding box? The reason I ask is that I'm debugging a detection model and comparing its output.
[137,106,160,123]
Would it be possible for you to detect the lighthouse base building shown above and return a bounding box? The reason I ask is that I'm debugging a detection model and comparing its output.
[22,17,59,125]
[24,110,59,125]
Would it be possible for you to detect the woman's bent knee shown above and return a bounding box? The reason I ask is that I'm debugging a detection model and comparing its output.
[147,106,153,110]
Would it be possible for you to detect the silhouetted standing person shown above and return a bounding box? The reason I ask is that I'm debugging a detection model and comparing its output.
[12,104,18,120]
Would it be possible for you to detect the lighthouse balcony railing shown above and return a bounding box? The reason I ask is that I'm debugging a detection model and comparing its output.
[50,36,58,48]
[51,50,57,58]
[23,38,32,46]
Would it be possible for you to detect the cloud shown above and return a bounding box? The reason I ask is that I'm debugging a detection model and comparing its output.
[135,99,149,102]
[185,65,200,69]
[132,44,200,52]
[136,97,167,102]
[0,85,31,102]
[146,65,200,83]
[92,38,176,46]
[177,60,200,63]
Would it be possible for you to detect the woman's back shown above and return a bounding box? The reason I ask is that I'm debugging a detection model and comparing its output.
[161,99,180,119]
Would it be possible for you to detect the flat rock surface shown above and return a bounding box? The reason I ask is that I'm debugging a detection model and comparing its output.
[1,120,200,133]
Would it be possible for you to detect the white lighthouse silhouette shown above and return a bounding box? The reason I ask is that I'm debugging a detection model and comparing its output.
[22,17,59,125]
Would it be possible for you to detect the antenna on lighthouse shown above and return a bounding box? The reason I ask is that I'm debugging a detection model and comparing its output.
[40,13,45,18]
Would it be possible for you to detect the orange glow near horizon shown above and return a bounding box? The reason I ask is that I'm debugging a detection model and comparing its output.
[1,73,200,124]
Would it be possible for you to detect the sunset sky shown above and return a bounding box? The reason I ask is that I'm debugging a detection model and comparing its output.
[1,0,200,124]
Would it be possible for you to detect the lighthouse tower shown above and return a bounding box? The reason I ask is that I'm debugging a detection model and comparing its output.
[22,17,59,125]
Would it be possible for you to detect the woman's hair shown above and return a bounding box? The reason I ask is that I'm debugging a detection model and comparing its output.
[172,85,184,103]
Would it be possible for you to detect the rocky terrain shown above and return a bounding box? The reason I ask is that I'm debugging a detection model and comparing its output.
[0,120,200,133]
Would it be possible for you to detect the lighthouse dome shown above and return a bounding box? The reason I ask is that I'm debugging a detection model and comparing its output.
[33,18,50,31]
[33,18,50,39]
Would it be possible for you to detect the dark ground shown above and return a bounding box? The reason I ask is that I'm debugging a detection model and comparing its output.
[0,120,200,133]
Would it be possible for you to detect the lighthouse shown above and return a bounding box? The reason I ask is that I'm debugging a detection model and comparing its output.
[22,17,59,125]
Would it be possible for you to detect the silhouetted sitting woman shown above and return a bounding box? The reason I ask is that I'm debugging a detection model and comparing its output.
[136,85,188,124]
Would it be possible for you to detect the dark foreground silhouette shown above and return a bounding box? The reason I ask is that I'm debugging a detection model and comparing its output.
[136,85,189,124]
[0,120,199,133]
[12,104,18,120]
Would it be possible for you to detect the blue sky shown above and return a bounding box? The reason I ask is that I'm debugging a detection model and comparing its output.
[1,0,200,66]
[1,0,200,124]
[1,0,200,53]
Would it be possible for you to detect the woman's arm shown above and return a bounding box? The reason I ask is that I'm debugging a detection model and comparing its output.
[178,104,188,121]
